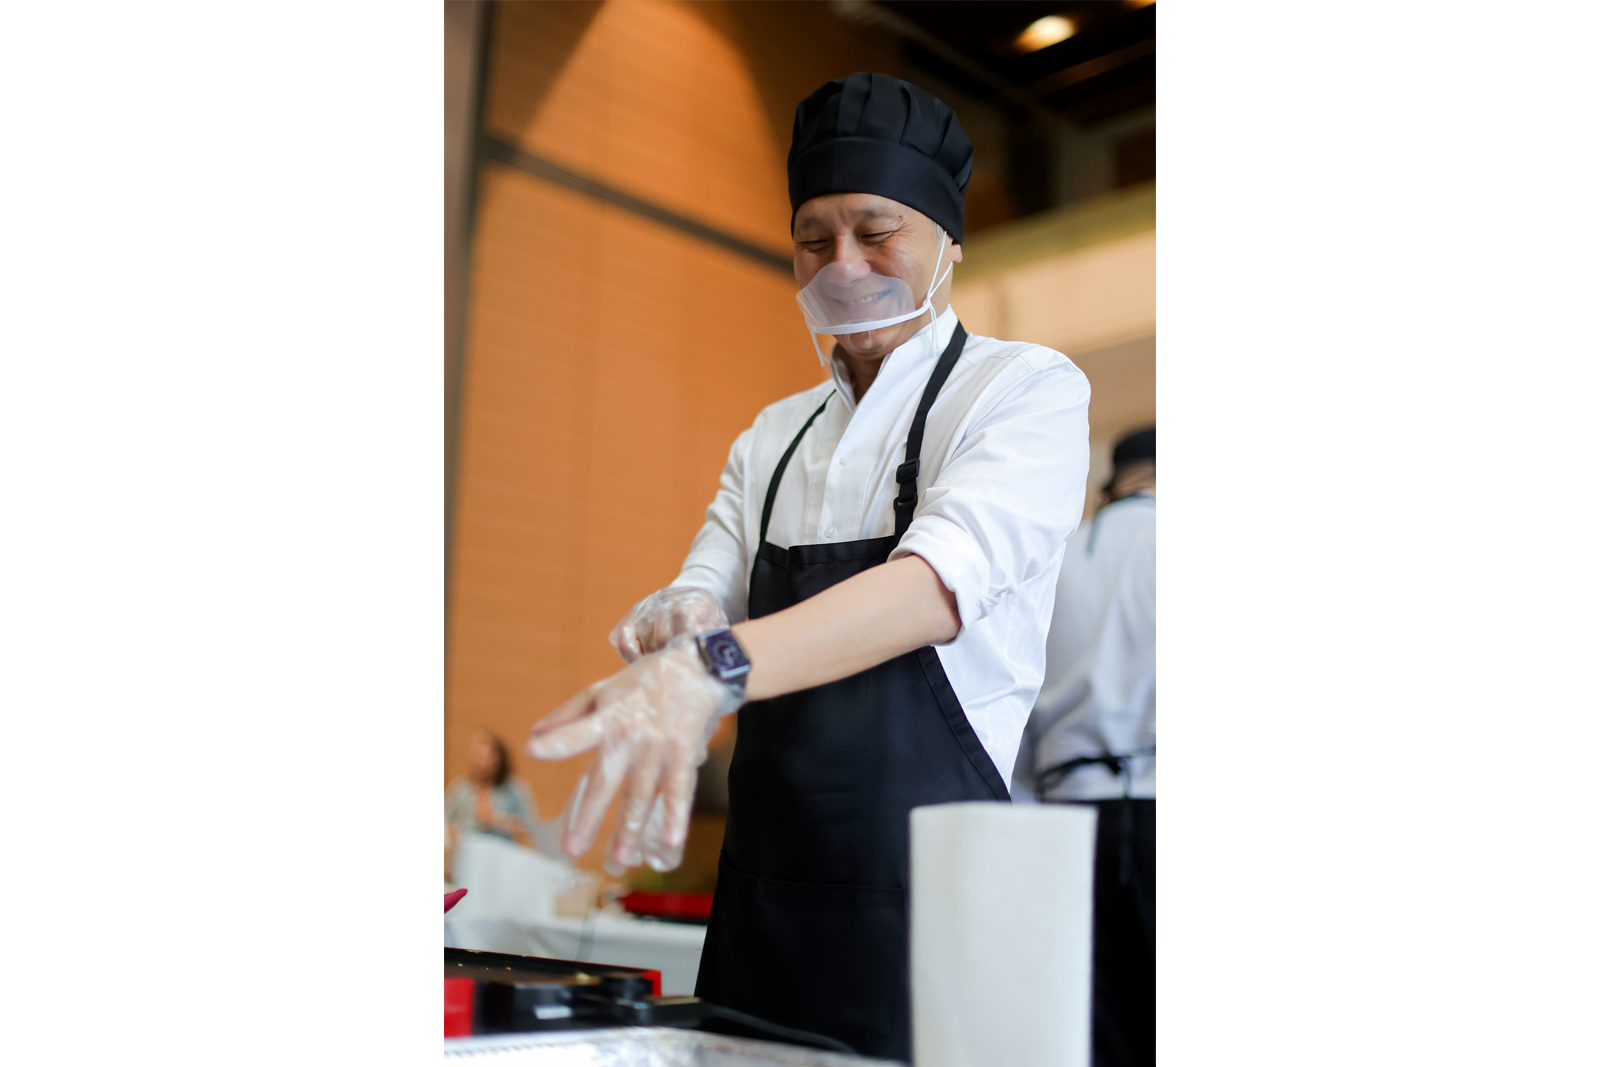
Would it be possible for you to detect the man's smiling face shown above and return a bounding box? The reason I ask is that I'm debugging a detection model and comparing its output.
[792,193,961,361]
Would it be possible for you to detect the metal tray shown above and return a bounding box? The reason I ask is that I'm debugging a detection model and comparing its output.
[443,1027,902,1065]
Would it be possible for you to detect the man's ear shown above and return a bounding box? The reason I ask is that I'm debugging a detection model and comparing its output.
[949,239,964,264]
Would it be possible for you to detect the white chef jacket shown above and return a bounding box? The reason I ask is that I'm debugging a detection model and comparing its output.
[670,306,1091,782]
[1021,492,1156,801]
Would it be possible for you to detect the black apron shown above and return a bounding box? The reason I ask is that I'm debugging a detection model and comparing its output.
[695,323,1011,1061]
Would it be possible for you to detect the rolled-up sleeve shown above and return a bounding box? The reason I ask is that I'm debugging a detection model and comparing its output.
[671,427,754,623]
[891,358,1091,638]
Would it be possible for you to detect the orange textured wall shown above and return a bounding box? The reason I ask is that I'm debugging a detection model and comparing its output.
[447,1,872,869]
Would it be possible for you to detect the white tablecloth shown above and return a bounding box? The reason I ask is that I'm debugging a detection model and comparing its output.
[444,832,707,994]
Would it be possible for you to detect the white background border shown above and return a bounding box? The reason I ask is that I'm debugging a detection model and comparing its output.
[1162,2,1600,1062]
[4,2,1598,1062]
[5,3,440,1061]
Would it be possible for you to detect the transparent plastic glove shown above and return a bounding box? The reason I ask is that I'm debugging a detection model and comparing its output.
[527,634,742,873]
[636,792,682,874]
[609,586,728,664]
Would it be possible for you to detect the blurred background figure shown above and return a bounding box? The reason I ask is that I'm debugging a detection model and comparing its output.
[1014,424,1155,1067]
[445,728,558,880]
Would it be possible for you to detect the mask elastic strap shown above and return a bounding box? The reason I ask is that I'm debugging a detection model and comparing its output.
[918,227,952,328]
[924,260,954,317]
[808,328,828,367]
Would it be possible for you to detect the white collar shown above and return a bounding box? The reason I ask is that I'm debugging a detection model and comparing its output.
[827,306,960,411]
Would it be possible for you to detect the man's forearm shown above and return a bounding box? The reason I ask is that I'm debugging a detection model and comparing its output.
[731,554,960,701]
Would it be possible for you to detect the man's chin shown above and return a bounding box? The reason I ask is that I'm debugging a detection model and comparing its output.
[836,330,898,360]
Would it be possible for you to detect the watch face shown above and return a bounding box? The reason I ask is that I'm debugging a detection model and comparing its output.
[702,630,750,678]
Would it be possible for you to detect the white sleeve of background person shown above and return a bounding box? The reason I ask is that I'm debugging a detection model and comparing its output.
[1031,501,1157,799]
[912,802,1096,1067]
[671,426,754,624]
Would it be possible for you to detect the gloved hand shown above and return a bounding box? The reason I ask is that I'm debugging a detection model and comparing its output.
[609,586,728,664]
[526,634,742,873]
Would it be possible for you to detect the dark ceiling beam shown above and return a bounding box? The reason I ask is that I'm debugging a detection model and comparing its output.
[829,0,1062,129]
[1026,38,1156,96]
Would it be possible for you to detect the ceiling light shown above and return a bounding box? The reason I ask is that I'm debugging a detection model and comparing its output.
[1015,15,1075,53]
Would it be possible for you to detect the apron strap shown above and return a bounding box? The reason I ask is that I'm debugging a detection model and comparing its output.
[759,391,836,546]
[755,318,968,550]
[893,322,968,542]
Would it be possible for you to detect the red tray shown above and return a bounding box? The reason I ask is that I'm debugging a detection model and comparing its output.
[618,889,714,923]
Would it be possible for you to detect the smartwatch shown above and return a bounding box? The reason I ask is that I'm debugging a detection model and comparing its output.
[695,627,752,698]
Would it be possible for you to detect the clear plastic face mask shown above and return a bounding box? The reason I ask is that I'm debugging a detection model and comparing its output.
[795,227,953,365]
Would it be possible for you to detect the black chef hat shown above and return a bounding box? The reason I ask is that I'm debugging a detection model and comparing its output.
[788,72,973,243]
[1112,427,1156,468]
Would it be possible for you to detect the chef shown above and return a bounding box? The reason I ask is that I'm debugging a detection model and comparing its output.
[526,72,1091,1060]
[1016,425,1156,1067]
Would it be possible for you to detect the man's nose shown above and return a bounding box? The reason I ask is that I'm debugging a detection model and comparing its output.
[826,241,872,281]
